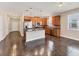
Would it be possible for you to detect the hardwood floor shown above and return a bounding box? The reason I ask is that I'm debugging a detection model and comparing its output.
[0,31,79,56]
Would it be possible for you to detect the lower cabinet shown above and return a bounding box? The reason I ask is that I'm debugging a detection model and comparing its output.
[44,26,60,37]
[44,26,50,35]
[51,28,60,37]
[56,29,60,37]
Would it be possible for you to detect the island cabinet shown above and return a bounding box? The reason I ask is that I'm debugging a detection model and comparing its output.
[26,29,45,42]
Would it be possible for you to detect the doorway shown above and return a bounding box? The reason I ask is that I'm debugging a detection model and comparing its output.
[9,17,20,32]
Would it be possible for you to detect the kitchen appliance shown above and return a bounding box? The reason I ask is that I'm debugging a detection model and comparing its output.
[24,21,32,30]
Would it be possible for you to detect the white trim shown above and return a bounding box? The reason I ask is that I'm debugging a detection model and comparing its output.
[67,13,79,31]
[0,36,5,42]
[0,32,9,42]
[60,34,79,41]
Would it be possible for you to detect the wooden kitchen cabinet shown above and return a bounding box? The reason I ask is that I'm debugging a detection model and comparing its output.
[32,17,48,26]
[24,16,32,21]
[53,29,60,37]
[56,29,60,37]
[31,17,42,25]
[37,17,42,25]
[52,15,60,37]
[24,16,48,29]
[52,16,60,26]
[42,18,48,26]
[31,17,37,25]
[45,26,51,35]
[52,28,60,37]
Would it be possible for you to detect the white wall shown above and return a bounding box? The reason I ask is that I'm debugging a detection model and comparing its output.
[0,13,10,42]
[0,11,21,42]
[19,15,24,36]
[0,16,4,41]
[60,8,79,41]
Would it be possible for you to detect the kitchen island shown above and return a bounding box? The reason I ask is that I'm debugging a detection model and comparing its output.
[25,28,45,42]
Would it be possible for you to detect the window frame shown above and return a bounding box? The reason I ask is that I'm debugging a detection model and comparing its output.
[68,13,79,31]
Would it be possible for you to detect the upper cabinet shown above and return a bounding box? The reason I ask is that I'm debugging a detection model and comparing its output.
[52,16,60,26]
[36,17,42,25]
[42,18,48,26]
[31,17,38,25]
[24,16,32,21]
[24,16,48,26]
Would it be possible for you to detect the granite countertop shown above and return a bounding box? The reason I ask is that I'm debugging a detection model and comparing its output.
[49,26,60,29]
[25,27,44,32]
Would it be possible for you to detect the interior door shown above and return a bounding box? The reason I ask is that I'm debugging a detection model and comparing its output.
[10,18,20,31]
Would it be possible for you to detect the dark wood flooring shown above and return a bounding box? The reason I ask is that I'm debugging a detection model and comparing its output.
[0,31,79,56]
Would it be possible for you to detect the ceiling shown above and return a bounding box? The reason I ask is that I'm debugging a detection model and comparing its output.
[0,2,79,16]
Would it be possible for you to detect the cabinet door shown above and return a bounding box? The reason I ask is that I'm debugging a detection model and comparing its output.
[52,16,60,26]
[51,29,54,36]
[47,28,50,35]
[52,28,60,37]
[42,18,45,26]
[32,17,37,25]
[56,29,60,37]
[24,16,32,21]
[32,17,42,25]
[44,18,48,25]
[37,18,42,25]
[53,28,57,36]
[55,16,60,26]
[52,16,56,25]
[45,26,50,34]
[52,16,60,37]
[42,18,47,26]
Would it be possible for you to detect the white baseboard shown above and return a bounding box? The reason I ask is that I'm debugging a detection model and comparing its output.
[60,35,79,41]
[0,32,9,42]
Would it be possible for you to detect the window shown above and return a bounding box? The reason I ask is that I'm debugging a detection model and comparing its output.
[68,13,79,30]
